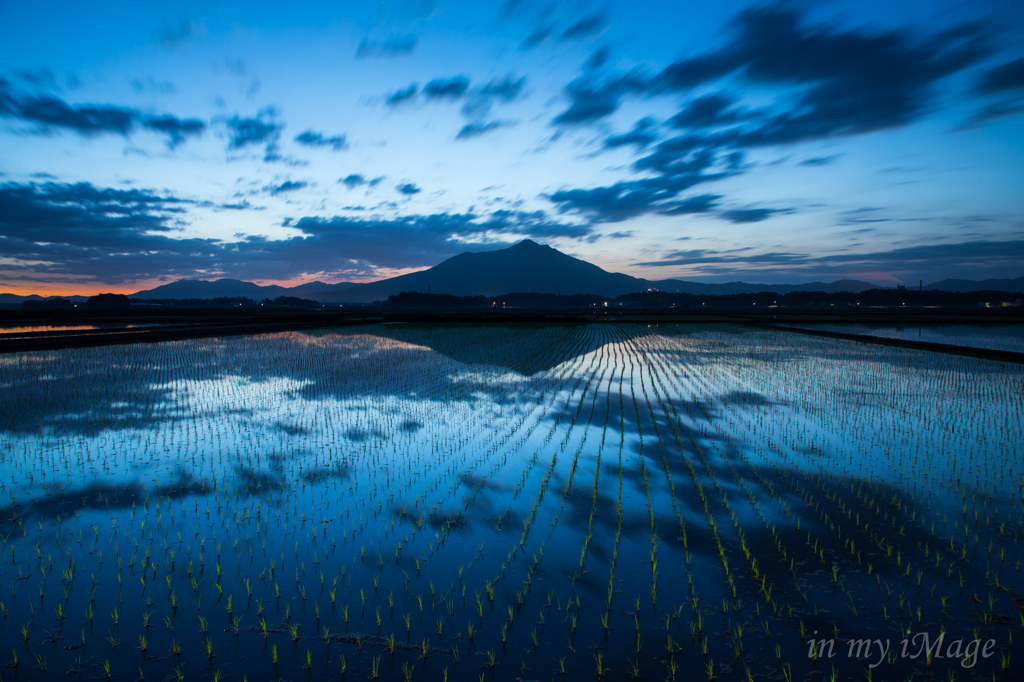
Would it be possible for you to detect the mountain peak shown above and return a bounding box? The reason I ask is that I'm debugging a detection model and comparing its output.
[508,239,547,250]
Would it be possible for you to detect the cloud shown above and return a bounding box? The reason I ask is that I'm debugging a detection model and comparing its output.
[14,68,58,87]
[356,34,418,59]
[719,208,787,223]
[130,77,176,94]
[461,75,527,117]
[0,181,592,283]
[604,118,659,150]
[956,97,1024,128]
[294,130,347,150]
[225,109,282,151]
[158,19,199,48]
[545,157,732,223]
[424,76,470,100]
[669,93,750,129]
[658,194,721,215]
[976,57,1024,94]
[547,7,993,227]
[386,84,418,106]
[456,120,514,139]
[586,47,611,70]
[144,116,206,148]
[560,12,605,41]
[396,183,422,195]
[0,80,205,147]
[266,180,308,196]
[636,239,1024,282]
[799,154,842,166]
[552,71,647,124]
[522,26,554,49]
[553,5,990,141]
[340,175,384,189]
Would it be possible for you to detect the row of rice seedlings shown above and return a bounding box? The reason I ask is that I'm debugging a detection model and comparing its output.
[0,327,598,675]
[649,323,1022,677]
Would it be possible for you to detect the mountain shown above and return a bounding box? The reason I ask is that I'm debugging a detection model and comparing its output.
[323,241,882,302]
[925,276,1024,293]
[323,240,651,302]
[130,278,359,300]
[655,279,879,295]
[287,281,362,298]
[0,293,43,304]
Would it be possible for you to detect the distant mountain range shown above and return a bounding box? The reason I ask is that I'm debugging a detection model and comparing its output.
[2,240,1021,303]
[924,276,1024,293]
[295,240,885,302]
[128,278,360,300]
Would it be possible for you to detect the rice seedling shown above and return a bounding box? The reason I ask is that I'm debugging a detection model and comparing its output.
[0,323,1020,679]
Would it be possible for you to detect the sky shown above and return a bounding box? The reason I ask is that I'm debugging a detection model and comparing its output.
[1,0,1023,295]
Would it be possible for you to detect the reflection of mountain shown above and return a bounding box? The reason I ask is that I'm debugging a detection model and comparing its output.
[0,326,623,436]
[375,324,613,376]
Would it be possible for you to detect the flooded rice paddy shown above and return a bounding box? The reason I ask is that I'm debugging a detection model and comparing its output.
[1,323,1022,681]
[790,323,1024,355]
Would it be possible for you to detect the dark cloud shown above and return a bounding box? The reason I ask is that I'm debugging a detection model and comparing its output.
[560,12,605,41]
[658,194,721,215]
[799,154,842,166]
[144,116,206,148]
[545,135,739,222]
[15,68,58,87]
[547,6,992,225]
[396,183,422,195]
[292,210,590,269]
[522,26,554,49]
[669,93,750,129]
[0,181,592,283]
[586,47,611,70]
[976,57,1024,94]
[158,19,199,48]
[604,118,658,150]
[545,157,731,223]
[956,97,1024,128]
[554,5,990,141]
[130,77,176,94]
[267,181,308,196]
[294,130,347,150]
[225,109,282,151]
[637,239,1024,282]
[476,75,526,102]
[386,84,418,106]
[461,75,526,117]
[552,71,646,124]
[456,120,514,139]
[0,80,205,147]
[356,34,418,59]
[341,174,366,188]
[424,77,470,100]
[719,208,787,223]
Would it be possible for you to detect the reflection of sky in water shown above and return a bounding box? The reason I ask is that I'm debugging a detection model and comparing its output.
[0,324,1021,680]
[793,323,1024,354]
[2,324,1021,509]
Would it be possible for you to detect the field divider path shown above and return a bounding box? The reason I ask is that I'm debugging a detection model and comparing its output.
[742,321,1024,365]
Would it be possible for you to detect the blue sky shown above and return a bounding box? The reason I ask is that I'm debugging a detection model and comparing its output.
[1,0,1023,294]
